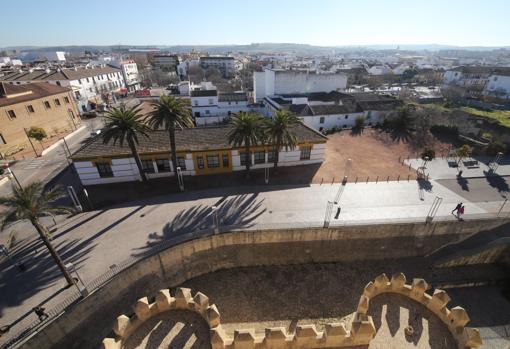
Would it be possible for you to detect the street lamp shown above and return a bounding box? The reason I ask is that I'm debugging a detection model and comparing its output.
[65,263,88,297]
[2,163,22,188]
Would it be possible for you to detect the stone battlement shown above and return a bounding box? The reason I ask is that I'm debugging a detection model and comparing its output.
[101,273,482,349]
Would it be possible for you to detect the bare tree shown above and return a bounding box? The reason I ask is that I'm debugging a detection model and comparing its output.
[188,65,205,83]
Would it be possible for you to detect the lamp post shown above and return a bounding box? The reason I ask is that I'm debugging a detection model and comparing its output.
[2,163,22,189]
[65,262,88,297]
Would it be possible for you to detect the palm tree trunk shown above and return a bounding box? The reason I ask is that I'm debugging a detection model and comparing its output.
[168,124,179,178]
[127,137,148,182]
[245,138,251,178]
[273,137,281,169]
[31,219,74,285]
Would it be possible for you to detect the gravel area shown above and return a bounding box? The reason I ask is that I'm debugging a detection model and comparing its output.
[122,310,210,349]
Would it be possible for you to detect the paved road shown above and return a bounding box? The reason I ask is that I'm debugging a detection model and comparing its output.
[0,175,508,343]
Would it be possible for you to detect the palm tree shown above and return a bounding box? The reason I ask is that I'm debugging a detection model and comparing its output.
[0,182,74,285]
[102,105,151,182]
[228,112,264,176]
[264,110,300,168]
[147,95,193,175]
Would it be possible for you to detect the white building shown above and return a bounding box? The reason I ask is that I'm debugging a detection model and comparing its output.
[263,92,402,132]
[366,65,393,75]
[254,68,348,101]
[0,67,125,111]
[108,60,140,92]
[484,72,510,99]
[200,56,235,78]
[190,83,252,126]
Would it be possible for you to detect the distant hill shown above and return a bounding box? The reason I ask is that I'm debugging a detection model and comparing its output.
[2,43,509,54]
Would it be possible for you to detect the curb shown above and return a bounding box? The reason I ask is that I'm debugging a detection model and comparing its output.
[41,126,87,157]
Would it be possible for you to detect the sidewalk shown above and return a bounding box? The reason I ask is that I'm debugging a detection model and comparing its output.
[0,177,509,345]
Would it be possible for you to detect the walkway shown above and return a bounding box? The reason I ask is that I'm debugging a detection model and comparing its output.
[0,176,509,346]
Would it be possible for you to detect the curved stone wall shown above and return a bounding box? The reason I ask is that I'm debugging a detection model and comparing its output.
[101,273,482,349]
[19,218,504,349]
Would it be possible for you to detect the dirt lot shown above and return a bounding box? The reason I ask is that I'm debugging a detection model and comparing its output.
[310,129,451,184]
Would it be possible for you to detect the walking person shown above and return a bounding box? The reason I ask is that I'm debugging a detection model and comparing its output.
[452,202,462,216]
[458,205,465,220]
[33,306,48,322]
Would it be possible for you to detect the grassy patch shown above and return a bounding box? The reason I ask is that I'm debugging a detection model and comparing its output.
[459,107,510,128]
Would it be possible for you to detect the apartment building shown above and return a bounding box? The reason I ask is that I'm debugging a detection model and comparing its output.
[0,66,125,111]
[109,60,140,92]
[71,121,326,185]
[253,68,347,101]
[199,56,235,78]
[263,91,402,131]
[152,55,179,72]
[190,88,251,126]
[0,82,80,154]
[443,66,510,99]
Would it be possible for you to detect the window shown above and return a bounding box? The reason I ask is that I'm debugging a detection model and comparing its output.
[228,101,231,105]
[56,81,61,86]
[7,110,16,119]
[64,96,70,103]
[177,156,186,170]
[68,109,75,119]
[197,156,204,169]
[319,116,325,124]
[96,162,113,178]
[240,152,251,166]
[208,98,214,105]
[207,154,220,168]
[366,111,372,120]
[54,98,61,106]
[27,105,35,113]
[254,150,265,164]
[345,115,348,119]
[0,133,6,145]
[194,100,199,106]
[300,146,311,160]
[222,154,229,167]
[44,101,51,109]
[78,79,82,84]
[75,91,81,99]
[86,78,90,83]
[156,159,171,172]
[141,160,155,173]
[205,110,210,115]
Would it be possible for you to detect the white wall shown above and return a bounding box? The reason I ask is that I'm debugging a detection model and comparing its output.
[484,74,510,98]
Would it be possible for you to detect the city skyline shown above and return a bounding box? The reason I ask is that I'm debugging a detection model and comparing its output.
[1,0,510,48]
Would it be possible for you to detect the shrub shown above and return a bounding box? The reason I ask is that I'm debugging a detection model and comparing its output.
[354,116,365,129]
[421,148,436,161]
[457,144,472,159]
[481,132,493,141]
[27,126,47,141]
[486,141,506,156]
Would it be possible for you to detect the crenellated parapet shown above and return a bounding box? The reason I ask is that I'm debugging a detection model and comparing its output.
[101,274,482,349]
[358,273,482,349]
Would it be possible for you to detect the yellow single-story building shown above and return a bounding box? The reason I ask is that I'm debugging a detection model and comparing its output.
[71,124,327,186]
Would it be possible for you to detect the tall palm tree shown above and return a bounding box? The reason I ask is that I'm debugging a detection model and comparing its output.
[102,105,151,182]
[228,112,264,176]
[0,182,74,285]
[264,110,300,168]
[147,95,193,175]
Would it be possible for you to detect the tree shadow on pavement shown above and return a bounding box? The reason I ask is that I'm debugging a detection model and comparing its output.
[0,205,145,321]
[456,176,469,191]
[132,193,266,257]
[483,171,510,198]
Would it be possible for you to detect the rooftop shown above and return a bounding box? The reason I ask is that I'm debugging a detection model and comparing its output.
[0,82,71,107]
[191,89,218,97]
[451,66,510,76]
[0,66,122,82]
[71,123,326,160]
[218,92,248,102]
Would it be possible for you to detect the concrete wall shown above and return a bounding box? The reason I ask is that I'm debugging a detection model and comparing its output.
[19,217,508,349]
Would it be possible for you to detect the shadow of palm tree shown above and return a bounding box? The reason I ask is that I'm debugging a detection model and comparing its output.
[483,171,510,197]
[132,193,266,257]
[350,126,364,136]
[456,176,469,191]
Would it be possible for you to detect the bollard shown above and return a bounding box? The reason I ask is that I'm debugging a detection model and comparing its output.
[397,175,400,182]
[355,176,358,184]
[387,176,389,182]
[408,164,411,170]
[398,156,401,163]
[407,174,410,181]
[366,176,369,183]
[376,176,379,183]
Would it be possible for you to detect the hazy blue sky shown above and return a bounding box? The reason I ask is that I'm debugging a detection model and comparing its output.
[1,0,509,47]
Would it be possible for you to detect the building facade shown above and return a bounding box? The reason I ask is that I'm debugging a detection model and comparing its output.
[200,56,235,78]
[263,92,402,132]
[152,55,179,72]
[71,124,327,185]
[0,82,80,155]
[254,68,348,101]
[0,67,125,111]
[191,89,252,126]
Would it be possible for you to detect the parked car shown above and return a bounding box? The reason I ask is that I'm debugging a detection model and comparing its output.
[81,111,98,119]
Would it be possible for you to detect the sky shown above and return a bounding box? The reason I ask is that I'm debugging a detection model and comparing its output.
[1,0,510,48]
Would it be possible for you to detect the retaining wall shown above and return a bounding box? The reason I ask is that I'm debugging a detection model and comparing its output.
[19,217,508,349]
